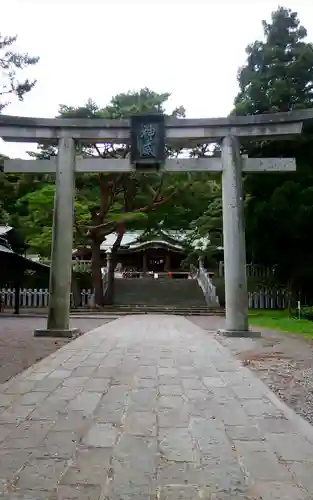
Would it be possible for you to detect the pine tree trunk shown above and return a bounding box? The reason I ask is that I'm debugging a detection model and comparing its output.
[104,224,125,305]
[91,238,104,307]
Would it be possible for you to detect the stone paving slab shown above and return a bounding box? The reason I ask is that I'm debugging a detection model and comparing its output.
[0,317,114,384]
[0,316,313,499]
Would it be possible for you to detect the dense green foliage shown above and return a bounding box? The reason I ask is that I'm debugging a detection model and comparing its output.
[2,7,313,306]
[188,6,313,303]
[235,6,313,300]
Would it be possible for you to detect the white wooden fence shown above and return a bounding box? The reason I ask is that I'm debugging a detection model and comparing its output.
[0,288,93,308]
[31,258,92,273]
[218,262,275,278]
[248,289,287,309]
[0,287,287,309]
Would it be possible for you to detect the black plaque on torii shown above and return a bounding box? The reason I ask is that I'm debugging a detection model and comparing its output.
[130,114,165,170]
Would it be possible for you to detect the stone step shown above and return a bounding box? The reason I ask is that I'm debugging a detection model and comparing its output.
[114,278,207,307]
[73,311,223,316]
[73,305,224,316]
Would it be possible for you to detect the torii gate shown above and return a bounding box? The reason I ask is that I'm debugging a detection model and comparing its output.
[1,110,312,337]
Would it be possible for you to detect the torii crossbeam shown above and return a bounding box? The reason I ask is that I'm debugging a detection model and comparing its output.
[2,110,313,337]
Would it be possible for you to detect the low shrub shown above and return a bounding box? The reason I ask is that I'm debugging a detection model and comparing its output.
[298,306,313,321]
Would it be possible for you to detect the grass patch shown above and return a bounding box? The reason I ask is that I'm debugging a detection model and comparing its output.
[249,309,313,338]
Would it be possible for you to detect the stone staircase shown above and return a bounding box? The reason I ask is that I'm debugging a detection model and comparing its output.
[108,277,223,315]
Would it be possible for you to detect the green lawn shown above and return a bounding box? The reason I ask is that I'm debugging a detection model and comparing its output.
[249,310,313,338]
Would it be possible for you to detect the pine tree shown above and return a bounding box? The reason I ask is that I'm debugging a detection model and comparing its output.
[233,7,313,301]
[234,6,313,115]
[0,34,39,112]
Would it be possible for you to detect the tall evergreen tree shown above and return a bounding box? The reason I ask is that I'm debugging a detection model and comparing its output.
[235,6,313,114]
[234,7,313,301]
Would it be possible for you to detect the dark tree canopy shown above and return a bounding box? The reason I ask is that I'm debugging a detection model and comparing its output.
[234,6,313,299]
[235,7,313,115]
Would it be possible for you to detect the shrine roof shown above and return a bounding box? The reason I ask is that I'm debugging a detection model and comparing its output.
[0,242,49,272]
[99,230,185,251]
[0,225,13,236]
[98,230,210,252]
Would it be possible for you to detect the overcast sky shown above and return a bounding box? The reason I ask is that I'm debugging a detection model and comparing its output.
[1,0,313,158]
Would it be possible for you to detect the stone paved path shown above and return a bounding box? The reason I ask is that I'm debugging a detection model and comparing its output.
[0,317,113,384]
[0,315,313,499]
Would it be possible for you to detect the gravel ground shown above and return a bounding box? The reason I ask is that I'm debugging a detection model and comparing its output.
[0,317,114,383]
[189,316,313,426]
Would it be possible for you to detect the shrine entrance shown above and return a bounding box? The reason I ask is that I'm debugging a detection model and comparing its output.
[1,110,311,337]
[148,256,164,273]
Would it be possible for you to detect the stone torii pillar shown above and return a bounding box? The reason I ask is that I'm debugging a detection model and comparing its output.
[1,110,310,337]
[36,137,77,337]
[221,136,249,336]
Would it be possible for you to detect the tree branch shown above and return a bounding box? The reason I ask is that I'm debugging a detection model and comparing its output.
[94,144,104,158]
[112,223,125,252]
[154,175,164,201]
[135,190,176,214]
[74,221,85,238]
[90,177,193,233]
[141,175,164,202]
[98,174,110,220]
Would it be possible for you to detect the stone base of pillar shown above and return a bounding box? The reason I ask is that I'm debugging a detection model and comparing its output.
[34,328,80,339]
[217,328,261,338]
